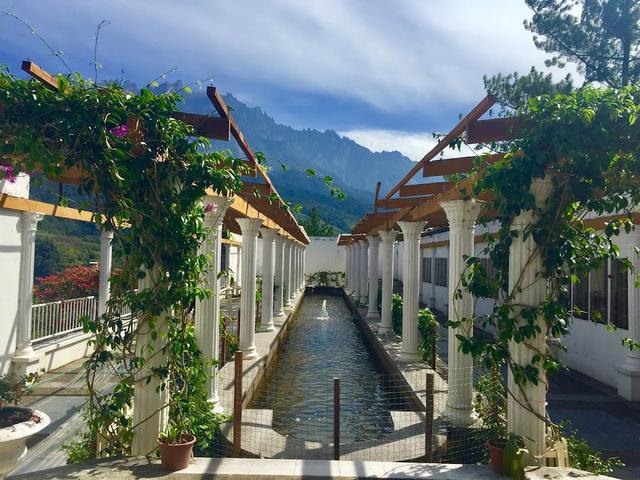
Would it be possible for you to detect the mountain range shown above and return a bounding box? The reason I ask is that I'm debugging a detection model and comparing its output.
[179,89,417,231]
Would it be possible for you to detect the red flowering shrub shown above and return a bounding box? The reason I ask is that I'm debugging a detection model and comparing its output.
[34,264,99,303]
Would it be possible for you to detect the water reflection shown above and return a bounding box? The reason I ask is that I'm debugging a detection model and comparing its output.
[251,295,397,443]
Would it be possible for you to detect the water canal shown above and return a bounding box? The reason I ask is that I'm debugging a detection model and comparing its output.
[251,293,408,444]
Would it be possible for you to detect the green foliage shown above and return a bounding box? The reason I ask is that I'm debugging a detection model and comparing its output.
[563,423,625,474]
[484,66,574,112]
[0,372,39,409]
[475,367,508,442]
[61,431,96,464]
[0,65,245,458]
[454,86,640,443]
[34,236,62,277]
[417,307,439,363]
[525,0,640,86]
[302,207,338,237]
[306,271,344,286]
[391,293,403,335]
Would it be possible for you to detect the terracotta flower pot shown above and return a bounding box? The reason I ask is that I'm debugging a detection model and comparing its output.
[486,439,506,475]
[158,434,196,471]
[0,408,50,479]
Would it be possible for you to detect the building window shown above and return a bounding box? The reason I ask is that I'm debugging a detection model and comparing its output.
[571,259,628,329]
[422,257,432,283]
[611,258,628,329]
[435,258,448,287]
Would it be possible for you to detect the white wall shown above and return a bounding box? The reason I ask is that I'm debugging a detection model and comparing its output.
[0,209,22,374]
[305,236,345,275]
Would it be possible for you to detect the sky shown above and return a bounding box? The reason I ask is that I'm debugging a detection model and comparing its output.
[0,0,577,161]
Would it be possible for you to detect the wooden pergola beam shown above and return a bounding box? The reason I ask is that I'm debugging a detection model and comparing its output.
[399,182,450,197]
[422,153,504,177]
[383,95,496,201]
[352,211,400,235]
[466,117,526,144]
[376,196,432,210]
[22,61,232,141]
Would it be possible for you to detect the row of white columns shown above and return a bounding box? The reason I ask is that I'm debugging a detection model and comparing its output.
[343,191,554,463]
[127,194,306,455]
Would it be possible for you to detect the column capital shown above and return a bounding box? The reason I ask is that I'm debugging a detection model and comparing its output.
[440,199,483,230]
[358,238,369,247]
[202,195,232,228]
[20,211,43,232]
[397,220,425,238]
[260,227,278,240]
[365,234,381,246]
[378,230,398,244]
[274,233,286,246]
[100,229,114,240]
[237,217,263,235]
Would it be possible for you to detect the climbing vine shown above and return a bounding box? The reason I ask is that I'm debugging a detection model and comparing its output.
[452,86,640,441]
[0,65,248,456]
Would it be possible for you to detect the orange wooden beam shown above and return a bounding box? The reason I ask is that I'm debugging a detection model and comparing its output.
[383,95,496,201]
[399,182,450,197]
[466,117,527,144]
[422,153,504,178]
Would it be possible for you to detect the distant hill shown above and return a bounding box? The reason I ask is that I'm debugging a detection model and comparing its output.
[177,88,416,231]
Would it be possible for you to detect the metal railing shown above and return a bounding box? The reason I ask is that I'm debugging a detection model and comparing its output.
[31,295,97,342]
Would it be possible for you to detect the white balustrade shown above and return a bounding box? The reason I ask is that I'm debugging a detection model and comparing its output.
[31,295,97,341]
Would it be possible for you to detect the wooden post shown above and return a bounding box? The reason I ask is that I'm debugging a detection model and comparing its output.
[232,351,243,457]
[333,376,340,460]
[425,371,434,462]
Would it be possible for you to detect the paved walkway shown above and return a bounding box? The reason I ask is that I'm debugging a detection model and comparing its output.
[10,456,617,479]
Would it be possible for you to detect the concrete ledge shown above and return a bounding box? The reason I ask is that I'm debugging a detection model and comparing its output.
[9,456,617,479]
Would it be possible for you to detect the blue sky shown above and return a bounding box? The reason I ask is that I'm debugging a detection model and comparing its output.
[0,0,576,160]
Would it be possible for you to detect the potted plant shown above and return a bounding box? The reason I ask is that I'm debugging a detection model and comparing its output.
[157,424,196,471]
[0,372,50,479]
[475,366,508,473]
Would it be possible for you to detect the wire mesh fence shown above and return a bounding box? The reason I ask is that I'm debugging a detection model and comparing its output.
[208,356,505,464]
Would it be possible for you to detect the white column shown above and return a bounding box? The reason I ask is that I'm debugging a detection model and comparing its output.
[14,212,43,357]
[302,246,306,287]
[441,200,482,426]
[132,268,169,456]
[283,240,292,307]
[618,228,640,400]
[195,195,231,409]
[345,245,352,292]
[353,241,361,299]
[292,244,299,293]
[237,218,263,359]
[260,228,277,331]
[397,221,425,362]
[366,235,381,320]
[289,243,297,302]
[378,230,397,333]
[507,177,552,463]
[274,235,286,317]
[359,239,369,305]
[97,230,114,317]
[344,246,349,290]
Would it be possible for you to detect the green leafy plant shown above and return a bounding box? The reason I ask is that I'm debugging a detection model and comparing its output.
[0,372,39,409]
[562,423,624,475]
[417,307,439,363]
[0,65,245,458]
[391,293,403,335]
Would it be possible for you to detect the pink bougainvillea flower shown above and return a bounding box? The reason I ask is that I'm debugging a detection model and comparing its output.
[204,202,218,214]
[0,165,17,183]
[108,124,129,139]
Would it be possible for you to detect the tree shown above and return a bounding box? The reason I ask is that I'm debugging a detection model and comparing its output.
[484,0,640,110]
[34,237,62,277]
[525,0,640,87]
[301,207,337,237]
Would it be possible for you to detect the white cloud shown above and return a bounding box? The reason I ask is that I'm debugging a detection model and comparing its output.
[2,0,580,116]
[339,128,484,162]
